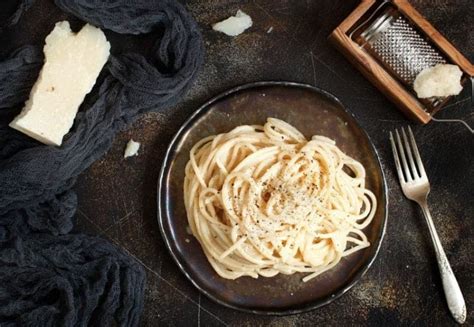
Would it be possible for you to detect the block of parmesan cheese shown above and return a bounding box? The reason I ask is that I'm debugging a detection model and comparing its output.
[9,21,110,146]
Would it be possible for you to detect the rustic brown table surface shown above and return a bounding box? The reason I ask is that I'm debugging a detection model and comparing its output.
[1,0,473,326]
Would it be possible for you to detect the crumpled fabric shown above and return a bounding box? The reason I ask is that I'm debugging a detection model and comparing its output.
[0,0,35,33]
[0,0,204,325]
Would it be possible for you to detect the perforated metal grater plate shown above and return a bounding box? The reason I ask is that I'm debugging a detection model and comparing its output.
[369,16,446,85]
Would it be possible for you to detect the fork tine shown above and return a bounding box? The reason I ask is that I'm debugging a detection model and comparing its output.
[395,129,412,181]
[407,126,427,177]
[401,127,419,179]
[389,131,405,183]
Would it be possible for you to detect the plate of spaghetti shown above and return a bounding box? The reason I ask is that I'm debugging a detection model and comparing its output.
[158,81,387,314]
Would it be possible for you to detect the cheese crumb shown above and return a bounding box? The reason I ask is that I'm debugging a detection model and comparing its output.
[124,139,140,158]
[212,10,252,36]
[9,21,110,146]
[413,64,463,98]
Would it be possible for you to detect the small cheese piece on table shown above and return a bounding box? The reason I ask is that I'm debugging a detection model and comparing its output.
[124,139,140,158]
[9,21,110,146]
[212,10,252,36]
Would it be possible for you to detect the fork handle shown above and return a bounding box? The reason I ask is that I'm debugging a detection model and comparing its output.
[419,201,467,324]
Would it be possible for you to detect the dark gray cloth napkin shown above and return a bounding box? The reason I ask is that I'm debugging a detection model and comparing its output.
[0,0,204,325]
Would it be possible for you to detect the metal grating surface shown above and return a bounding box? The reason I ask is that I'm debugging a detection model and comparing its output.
[370,16,446,84]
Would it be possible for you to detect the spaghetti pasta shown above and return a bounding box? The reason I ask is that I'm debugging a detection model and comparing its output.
[184,118,376,282]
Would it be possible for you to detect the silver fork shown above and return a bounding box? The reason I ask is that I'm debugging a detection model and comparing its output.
[390,127,466,324]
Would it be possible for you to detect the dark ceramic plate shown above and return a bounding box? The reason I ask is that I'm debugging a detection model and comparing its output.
[157,81,387,315]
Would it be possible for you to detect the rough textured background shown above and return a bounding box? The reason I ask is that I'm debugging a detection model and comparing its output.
[1,0,473,326]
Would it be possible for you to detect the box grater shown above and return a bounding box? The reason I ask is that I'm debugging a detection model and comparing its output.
[329,0,474,124]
